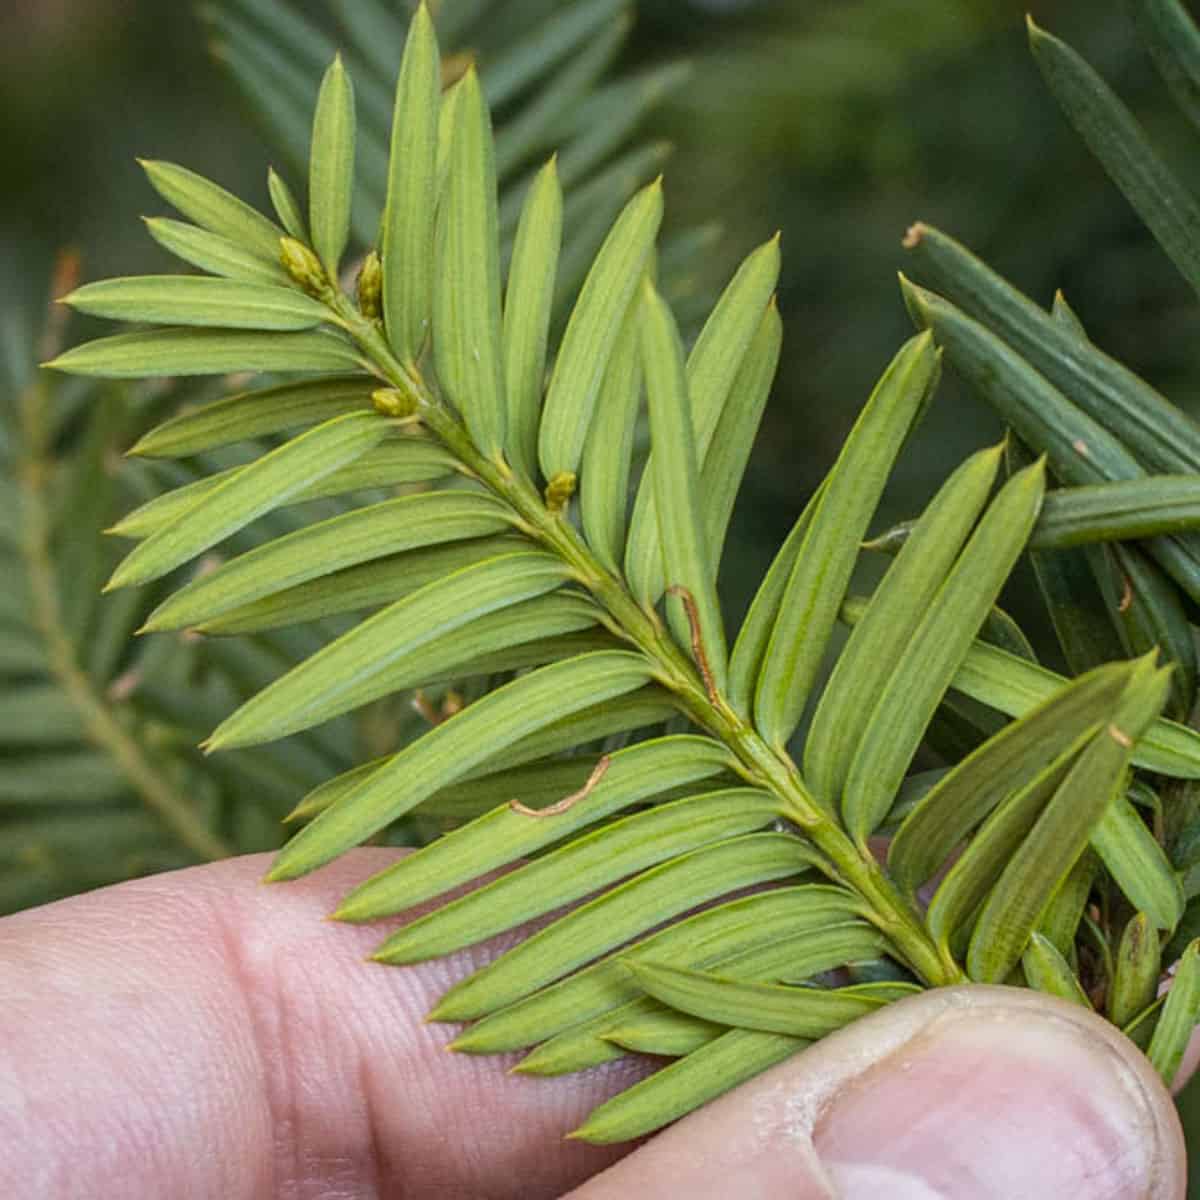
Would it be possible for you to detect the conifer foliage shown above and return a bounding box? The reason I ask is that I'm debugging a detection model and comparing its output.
[30,0,1200,1139]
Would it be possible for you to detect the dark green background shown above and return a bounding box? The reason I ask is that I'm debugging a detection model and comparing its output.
[5,0,1200,1182]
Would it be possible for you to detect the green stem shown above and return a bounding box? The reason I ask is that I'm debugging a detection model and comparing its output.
[334,296,963,988]
[17,377,231,863]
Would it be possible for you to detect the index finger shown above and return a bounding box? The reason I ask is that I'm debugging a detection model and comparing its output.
[0,850,645,1200]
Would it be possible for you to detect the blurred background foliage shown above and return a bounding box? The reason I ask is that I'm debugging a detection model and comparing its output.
[5,0,1200,1175]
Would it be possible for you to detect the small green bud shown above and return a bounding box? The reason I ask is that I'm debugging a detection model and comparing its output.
[358,250,383,320]
[280,236,328,297]
[545,471,577,514]
[373,387,418,419]
[441,51,475,89]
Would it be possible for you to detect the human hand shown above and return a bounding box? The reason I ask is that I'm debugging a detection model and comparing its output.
[0,850,1186,1198]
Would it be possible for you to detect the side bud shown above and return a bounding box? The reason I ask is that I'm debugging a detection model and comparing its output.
[373,387,419,420]
[357,251,383,320]
[545,471,577,514]
[280,236,329,298]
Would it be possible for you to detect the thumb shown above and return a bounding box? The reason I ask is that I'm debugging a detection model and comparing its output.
[567,985,1186,1199]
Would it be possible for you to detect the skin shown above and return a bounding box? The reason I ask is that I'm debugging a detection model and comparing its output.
[0,849,1188,1199]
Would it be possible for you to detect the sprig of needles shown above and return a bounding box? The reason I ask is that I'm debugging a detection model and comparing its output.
[41,0,1200,1140]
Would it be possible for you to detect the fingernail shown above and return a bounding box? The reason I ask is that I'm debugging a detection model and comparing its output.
[817,1006,1169,1198]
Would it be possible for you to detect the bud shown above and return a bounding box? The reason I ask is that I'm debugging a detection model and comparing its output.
[545,471,577,514]
[279,236,328,297]
[441,51,475,89]
[357,250,383,320]
[372,387,418,419]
